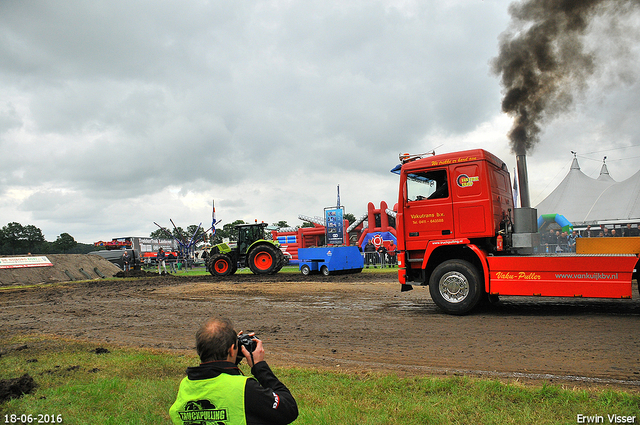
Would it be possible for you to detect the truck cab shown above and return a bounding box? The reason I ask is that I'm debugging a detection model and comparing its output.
[398,149,511,286]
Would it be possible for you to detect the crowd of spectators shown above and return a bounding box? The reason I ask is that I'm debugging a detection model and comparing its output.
[541,223,640,253]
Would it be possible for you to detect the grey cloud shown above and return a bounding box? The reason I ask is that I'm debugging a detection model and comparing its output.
[2,0,638,242]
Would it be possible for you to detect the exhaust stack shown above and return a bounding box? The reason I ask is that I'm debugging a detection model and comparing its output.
[511,154,539,252]
[516,154,530,208]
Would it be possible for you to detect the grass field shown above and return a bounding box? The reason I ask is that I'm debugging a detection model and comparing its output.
[1,334,638,424]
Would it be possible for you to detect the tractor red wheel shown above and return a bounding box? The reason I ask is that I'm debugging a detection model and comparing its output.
[208,254,234,277]
[248,245,280,274]
[214,258,230,274]
[254,252,273,270]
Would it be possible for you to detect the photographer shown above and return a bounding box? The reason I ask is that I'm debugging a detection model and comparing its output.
[170,318,298,425]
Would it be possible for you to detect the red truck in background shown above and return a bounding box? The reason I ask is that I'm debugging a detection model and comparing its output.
[396,149,639,315]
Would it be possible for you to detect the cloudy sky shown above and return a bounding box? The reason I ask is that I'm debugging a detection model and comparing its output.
[1,0,639,243]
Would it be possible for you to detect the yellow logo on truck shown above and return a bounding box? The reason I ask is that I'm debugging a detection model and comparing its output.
[456,174,479,188]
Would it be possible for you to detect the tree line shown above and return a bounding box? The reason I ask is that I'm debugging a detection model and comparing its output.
[0,222,95,255]
[149,221,295,245]
[149,215,356,246]
[1,215,358,256]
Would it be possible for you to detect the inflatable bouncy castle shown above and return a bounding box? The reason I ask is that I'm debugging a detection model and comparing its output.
[271,201,398,261]
[350,201,398,250]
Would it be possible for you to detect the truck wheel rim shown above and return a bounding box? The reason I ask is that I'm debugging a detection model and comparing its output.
[254,252,273,270]
[215,259,229,273]
[439,271,469,303]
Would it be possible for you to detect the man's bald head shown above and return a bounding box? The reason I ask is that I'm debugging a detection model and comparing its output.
[196,318,237,362]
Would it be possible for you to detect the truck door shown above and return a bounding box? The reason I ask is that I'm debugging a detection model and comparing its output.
[451,162,493,238]
[402,168,455,250]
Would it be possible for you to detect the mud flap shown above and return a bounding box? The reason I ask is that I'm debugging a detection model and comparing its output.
[401,284,413,292]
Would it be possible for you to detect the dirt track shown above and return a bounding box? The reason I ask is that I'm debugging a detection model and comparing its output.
[1,271,639,388]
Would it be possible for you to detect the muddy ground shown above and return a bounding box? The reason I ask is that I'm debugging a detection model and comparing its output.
[1,271,639,389]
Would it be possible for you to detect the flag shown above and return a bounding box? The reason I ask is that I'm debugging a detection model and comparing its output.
[212,199,216,237]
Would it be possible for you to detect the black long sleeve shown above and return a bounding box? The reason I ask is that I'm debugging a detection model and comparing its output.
[244,361,298,425]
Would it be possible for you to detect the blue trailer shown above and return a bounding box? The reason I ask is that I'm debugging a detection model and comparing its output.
[298,246,364,276]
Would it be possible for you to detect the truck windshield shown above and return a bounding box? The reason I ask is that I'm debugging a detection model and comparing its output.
[406,169,448,201]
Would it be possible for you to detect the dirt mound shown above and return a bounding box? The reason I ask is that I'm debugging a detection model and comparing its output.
[0,373,37,402]
[0,254,123,287]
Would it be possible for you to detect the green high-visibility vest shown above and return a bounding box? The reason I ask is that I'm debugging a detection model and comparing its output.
[170,373,248,425]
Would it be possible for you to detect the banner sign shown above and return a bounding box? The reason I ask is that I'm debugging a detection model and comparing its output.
[0,256,53,269]
[324,207,345,245]
[361,231,397,249]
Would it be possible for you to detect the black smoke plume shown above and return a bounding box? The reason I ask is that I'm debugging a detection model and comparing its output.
[492,0,640,155]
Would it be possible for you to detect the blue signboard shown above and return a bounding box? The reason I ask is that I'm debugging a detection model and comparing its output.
[324,207,345,245]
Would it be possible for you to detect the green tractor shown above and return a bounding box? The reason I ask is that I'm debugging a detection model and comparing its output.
[206,222,286,276]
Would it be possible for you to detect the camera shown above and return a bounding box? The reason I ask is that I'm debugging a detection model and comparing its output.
[235,333,257,364]
[238,333,257,353]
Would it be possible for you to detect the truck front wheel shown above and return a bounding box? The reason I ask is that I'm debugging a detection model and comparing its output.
[429,259,482,315]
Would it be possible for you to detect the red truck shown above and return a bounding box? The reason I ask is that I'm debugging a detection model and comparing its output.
[396,149,639,314]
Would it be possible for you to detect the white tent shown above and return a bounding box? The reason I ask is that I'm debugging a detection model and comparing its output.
[535,156,640,226]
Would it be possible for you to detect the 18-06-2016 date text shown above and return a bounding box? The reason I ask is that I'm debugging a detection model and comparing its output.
[4,414,63,424]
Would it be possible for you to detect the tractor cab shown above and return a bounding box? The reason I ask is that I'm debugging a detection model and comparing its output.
[236,222,268,254]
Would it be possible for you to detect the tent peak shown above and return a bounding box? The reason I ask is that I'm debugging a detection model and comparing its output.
[598,156,615,182]
[570,151,580,170]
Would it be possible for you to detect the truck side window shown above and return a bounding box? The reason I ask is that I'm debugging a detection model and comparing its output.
[407,169,448,201]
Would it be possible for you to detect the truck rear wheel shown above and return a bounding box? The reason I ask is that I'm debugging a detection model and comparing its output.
[429,259,482,315]
[248,245,280,275]
[208,254,235,277]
